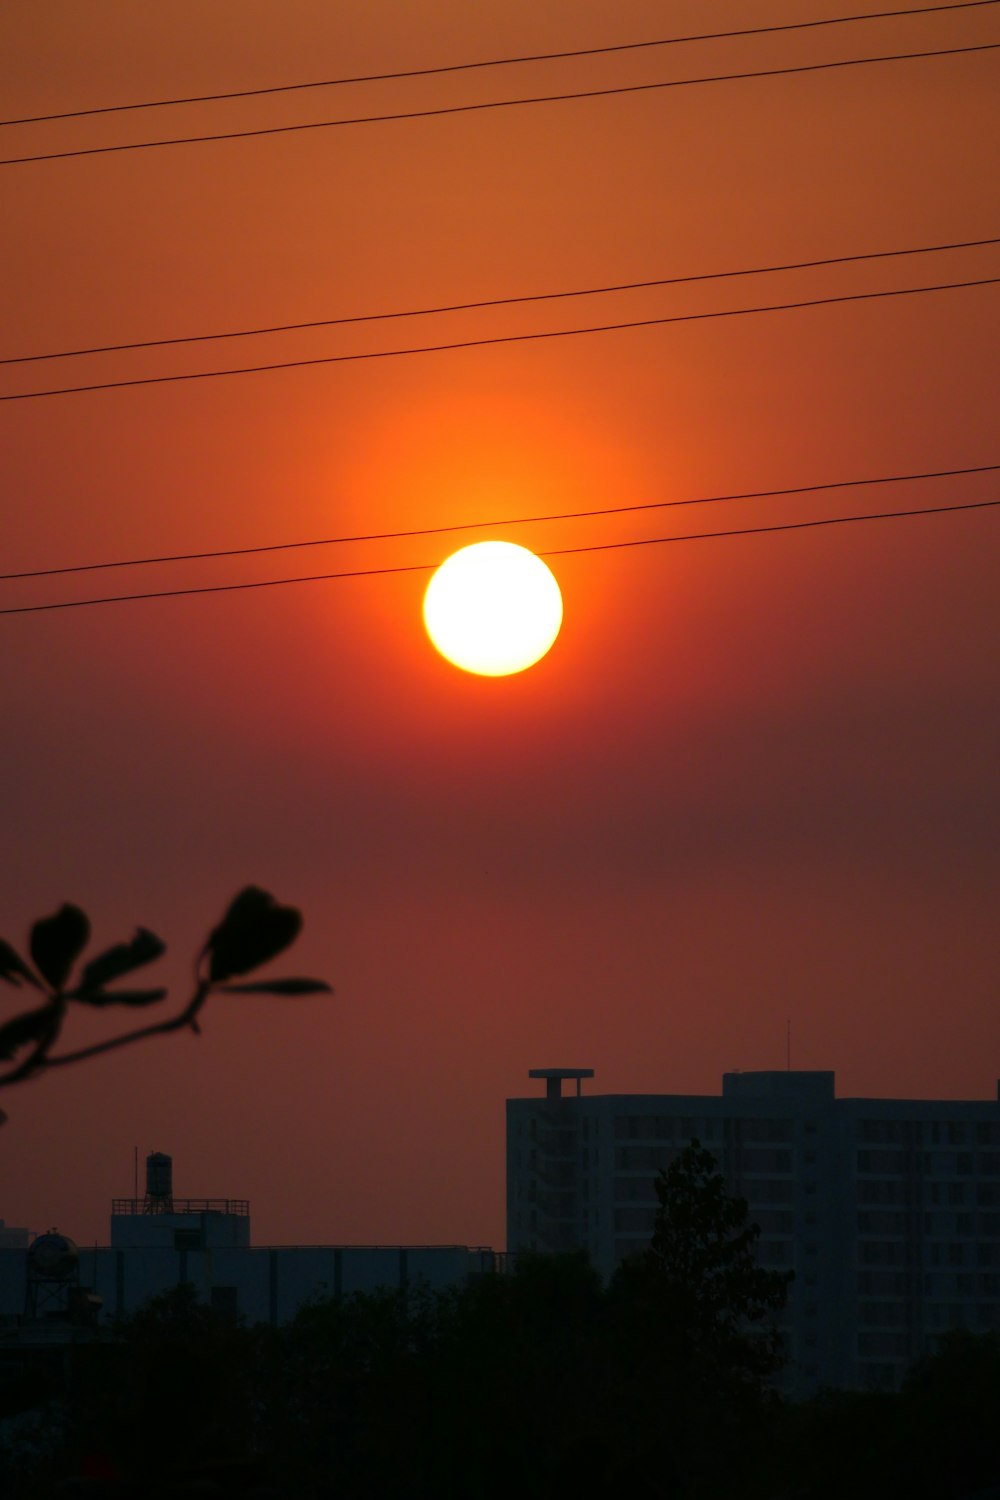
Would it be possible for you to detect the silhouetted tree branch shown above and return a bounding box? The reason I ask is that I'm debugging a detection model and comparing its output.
[0,885,330,1119]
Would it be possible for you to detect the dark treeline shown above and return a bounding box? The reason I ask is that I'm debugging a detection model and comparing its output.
[3,1145,999,1498]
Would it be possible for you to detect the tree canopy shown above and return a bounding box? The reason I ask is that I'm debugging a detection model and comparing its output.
[612,1137,792,1382]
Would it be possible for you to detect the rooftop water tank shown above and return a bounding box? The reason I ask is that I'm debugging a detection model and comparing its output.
[27,1232,78,1281]
[146,1151,173,1200]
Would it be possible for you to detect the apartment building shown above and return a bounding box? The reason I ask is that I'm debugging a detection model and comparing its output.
[506,1068,1000,1393]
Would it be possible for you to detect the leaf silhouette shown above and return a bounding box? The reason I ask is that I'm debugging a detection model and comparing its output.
[204,887,302,982]
[217,977,332,996]
[0,940,41,989]
[76,928,165,996]
[29,905,90,991]
[0,1006,53,1061]
[72,988,168,1009]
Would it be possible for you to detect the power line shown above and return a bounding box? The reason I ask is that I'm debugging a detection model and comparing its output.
[2,41,996,168]
[2,498,996,618]
[4,2,994,127]
[5,234,997,369]
[3,275,996,403]
[547,496,1000,559]
[3,463,995,583]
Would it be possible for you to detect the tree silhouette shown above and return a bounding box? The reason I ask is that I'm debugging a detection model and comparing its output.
[635,1137,792,1378]
[606,1140,793,1497]
[0,885,330,1121]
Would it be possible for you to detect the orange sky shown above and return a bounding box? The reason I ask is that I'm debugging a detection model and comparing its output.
[1,1,998,1250]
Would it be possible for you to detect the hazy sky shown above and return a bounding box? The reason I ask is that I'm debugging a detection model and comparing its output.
[2,1,998,1251]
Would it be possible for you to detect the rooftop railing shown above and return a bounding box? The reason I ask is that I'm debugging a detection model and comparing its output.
[111,1198,250,1216]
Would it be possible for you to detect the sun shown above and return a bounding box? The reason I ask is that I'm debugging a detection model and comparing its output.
[423,541,563,677]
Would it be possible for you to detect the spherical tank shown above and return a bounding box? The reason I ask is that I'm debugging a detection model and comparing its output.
[27,1232,79,1281]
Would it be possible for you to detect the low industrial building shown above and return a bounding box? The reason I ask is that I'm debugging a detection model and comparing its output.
[0,1154,495,1336]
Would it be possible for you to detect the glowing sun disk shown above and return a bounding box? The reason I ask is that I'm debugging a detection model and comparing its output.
[423,541,563,676]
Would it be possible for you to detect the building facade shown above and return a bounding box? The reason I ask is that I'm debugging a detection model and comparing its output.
[506,1068,1000,1394]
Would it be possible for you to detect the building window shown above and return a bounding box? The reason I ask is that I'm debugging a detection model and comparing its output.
[860,1241,906,1266]
[858,1150,907,1174]
[616,1146,677,1171]
[860,1180,909,1206]
[740,1119,792,1144]
[614,1207,656,1234]
[749,1179,794,1204]
[858,1210,905,1235]
[750,1209,793,1234]
[860,1120,908,1146]
[741,1148,792,1173]
[756,1240,793,1267]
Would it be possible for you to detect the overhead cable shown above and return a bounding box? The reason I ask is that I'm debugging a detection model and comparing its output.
[4,234,997,368]
[3,2,995,127]
[2,498,997,618]
[3,463,996,583]
[2,275,997,403]
[2,41,997,167]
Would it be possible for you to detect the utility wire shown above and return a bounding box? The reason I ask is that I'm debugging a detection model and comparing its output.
[2,41,997,167]
[2,463,995,584]
[4,234,997,368]
[2,498,996,618]
[3,2,994,127]
[3,275,997,403]
[547,496,1000,559]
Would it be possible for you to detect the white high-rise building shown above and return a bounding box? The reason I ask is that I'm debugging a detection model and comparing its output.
[506,1068,1000,1394]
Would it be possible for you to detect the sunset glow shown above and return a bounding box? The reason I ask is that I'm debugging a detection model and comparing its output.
[2,0,998,1271]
